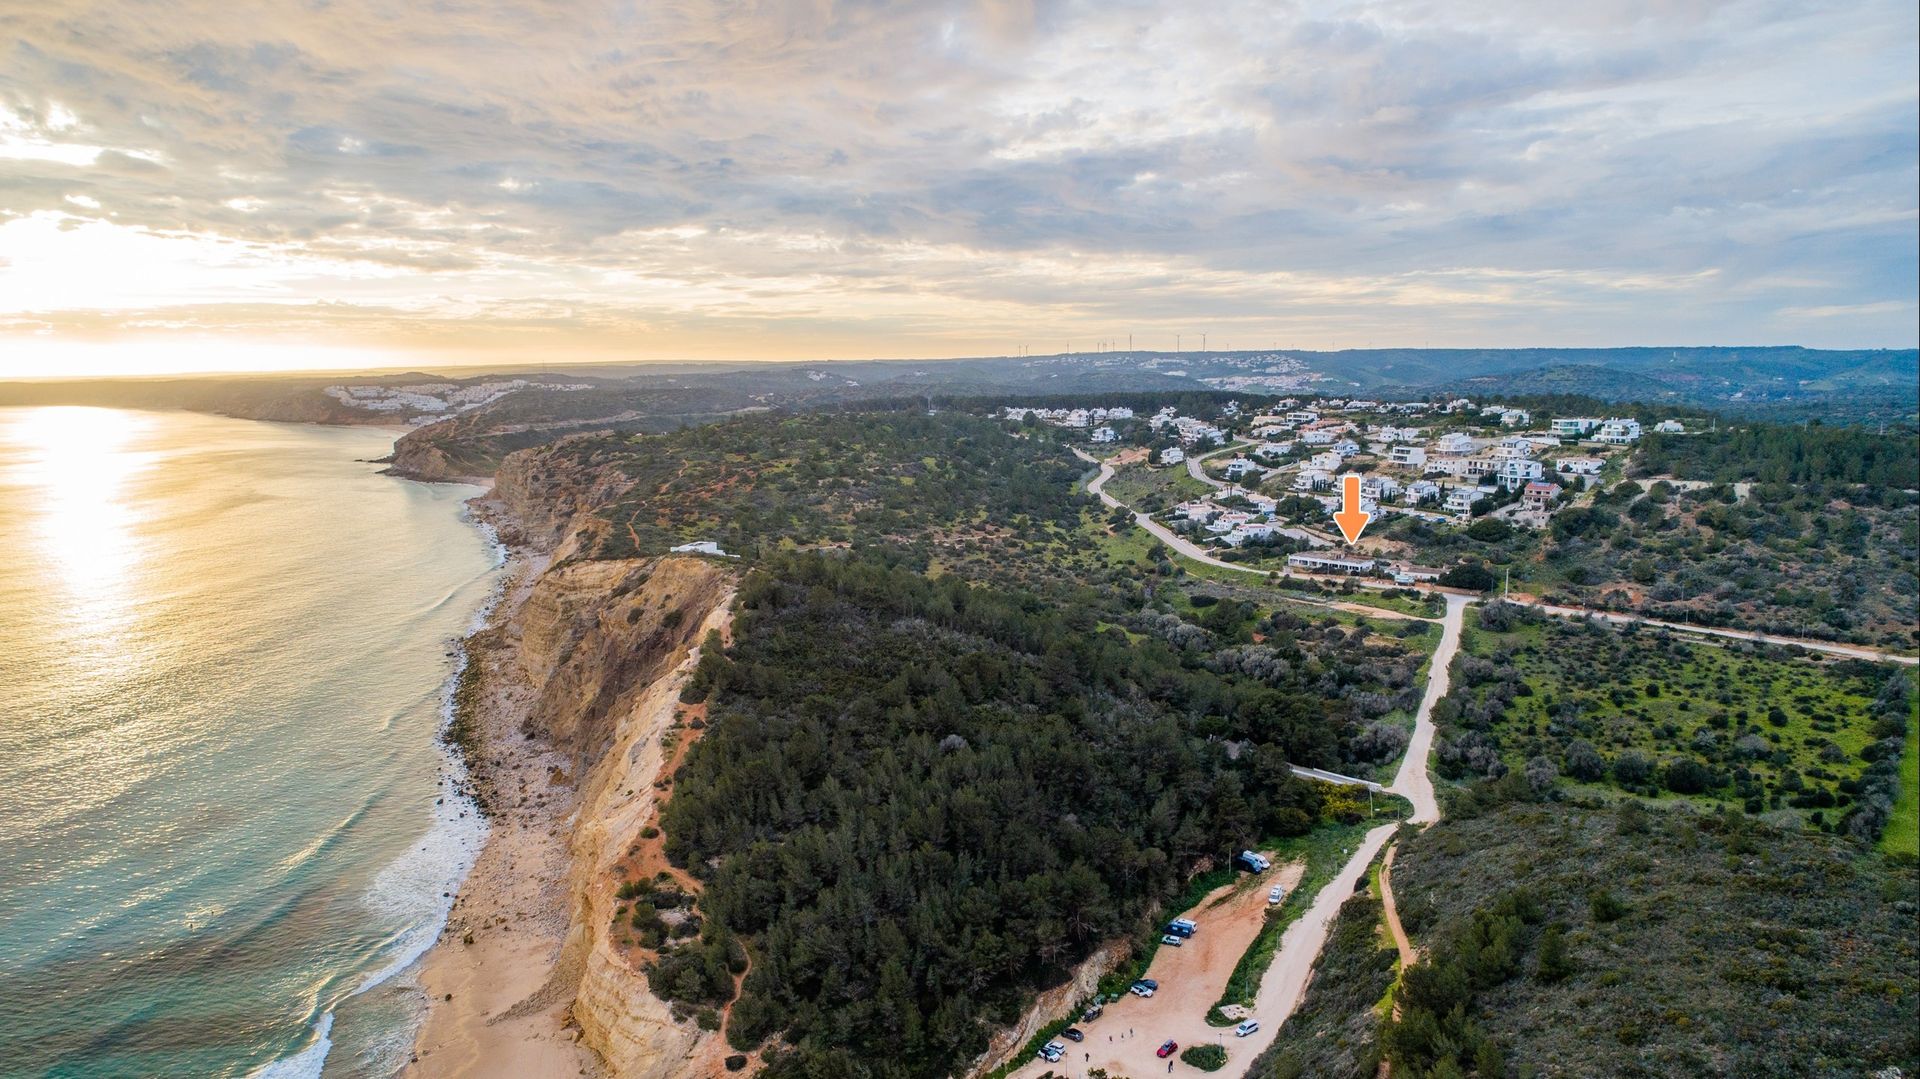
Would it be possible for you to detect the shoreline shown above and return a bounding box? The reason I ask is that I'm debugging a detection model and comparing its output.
[400,493,604,1078]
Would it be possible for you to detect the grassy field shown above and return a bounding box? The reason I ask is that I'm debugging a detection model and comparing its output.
[1440,611,1906,832]
[1103,459,1210,511]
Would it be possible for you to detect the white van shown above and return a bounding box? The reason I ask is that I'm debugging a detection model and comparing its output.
[1235,1019,1260,1037]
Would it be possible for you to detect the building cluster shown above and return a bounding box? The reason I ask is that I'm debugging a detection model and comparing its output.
[1147,406,1227,447]
[1000,405,1137,431]
[1186,398,1653,534]
[324,379,588,420]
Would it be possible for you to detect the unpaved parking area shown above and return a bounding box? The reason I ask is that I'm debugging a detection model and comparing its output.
[1005,860,1304,1079]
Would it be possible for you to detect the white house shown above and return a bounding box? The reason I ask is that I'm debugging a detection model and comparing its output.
[1331,438,1362,458]
[1293,468,1334,491]
[1595,418,1642,444]
[1550,417,1601,437]
[1361,476,1403,501]
[1300,429,1336,446]
[1408,479,1442,504]
[1389,445,1427,468]
[1434,432,1477,455]
[1308,451,1345,473]
[1443,488,1478,515]
[1222,457,1259,480]
[1090,426,1117,443]
[1654,419,1684,433]
[670,540,735,557]
[1499,408,1531,426]
[1288,553,1377,575]
[1496,459,1546,489]
[1159,447,1186,466]
[1556,456,1605,477]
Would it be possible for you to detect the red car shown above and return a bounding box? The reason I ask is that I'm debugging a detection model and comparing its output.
[1157,1040,1178,1058]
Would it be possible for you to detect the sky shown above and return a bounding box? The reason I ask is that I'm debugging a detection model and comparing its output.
[1,0,1916,377]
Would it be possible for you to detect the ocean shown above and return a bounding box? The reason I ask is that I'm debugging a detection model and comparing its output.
[0,407,504,1078]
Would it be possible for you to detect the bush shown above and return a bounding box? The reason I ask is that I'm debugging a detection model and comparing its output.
[1589,889,1628,923]
[1440,562,1497,592]
[1662,758,1714,795]
[1180,1044,1228,1071]
[1613,750,1654,785]
[1467,518,1512,542]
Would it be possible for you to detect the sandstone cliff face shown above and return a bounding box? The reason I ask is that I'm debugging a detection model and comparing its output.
[490,440,633,555]
[506,553,736,1076]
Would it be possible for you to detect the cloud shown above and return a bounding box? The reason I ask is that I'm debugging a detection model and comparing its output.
[0,0,1914,368]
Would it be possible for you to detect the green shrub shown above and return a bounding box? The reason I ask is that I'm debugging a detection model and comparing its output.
[1180,1044,1228,1071]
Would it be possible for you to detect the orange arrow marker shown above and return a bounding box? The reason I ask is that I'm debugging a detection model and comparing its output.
[1334,474,1372,544]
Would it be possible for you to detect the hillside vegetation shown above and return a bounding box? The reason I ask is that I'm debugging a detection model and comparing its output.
[1385,797,1919,1078]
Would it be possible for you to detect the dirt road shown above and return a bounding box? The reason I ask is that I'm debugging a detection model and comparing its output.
[1389,592,1467,824]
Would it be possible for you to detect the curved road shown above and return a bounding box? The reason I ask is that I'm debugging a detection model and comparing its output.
[1083,451,1915,667]
[1081,453,1427,623]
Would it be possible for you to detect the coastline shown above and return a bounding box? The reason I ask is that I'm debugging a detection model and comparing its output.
[402,493,603,1078]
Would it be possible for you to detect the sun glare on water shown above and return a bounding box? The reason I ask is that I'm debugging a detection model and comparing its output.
[4,407,152,625]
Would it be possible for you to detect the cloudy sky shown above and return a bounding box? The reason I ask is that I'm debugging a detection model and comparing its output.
[1,0,1915,375]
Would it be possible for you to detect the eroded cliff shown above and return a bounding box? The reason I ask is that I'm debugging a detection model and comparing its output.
[505,554,737,1076]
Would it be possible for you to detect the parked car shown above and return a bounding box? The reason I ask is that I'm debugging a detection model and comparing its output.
[1267,885,1285,905]
[1138,979,1158,991]
[1235,1019,1260,1037]
[1167,918,1197,936]
[1157,1040,1179,1058]
[1129,983,1155,998]
[1038,1040,1066,1063]
[1081,1004,1103,1023]
[1062,1028,1085,1043]
[1161,933,1183,946]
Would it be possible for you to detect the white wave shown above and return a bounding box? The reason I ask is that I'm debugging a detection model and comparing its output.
[253,517,511,1079]
[248,1011,332,1079]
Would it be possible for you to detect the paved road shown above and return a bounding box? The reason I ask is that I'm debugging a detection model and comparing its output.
[1289,765,1383,792]
[1515,596,1917,667]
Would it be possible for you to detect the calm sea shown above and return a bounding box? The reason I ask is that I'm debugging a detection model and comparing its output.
[0,407,503,1078]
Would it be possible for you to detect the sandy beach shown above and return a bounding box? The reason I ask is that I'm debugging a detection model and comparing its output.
[403,509,602,1079]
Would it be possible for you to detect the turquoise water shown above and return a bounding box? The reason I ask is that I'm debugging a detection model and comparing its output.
[0,407,503,1078]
